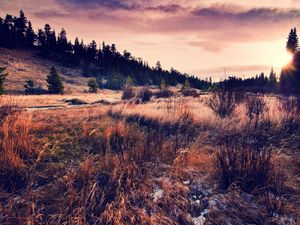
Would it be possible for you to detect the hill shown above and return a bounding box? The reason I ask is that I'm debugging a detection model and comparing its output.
[0,47,91,94]
[0,10,211,94]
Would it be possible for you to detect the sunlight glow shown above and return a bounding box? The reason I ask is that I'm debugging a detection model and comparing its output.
[278,51,294,69]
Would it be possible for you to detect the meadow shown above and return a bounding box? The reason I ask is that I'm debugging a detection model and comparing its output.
[0,90,299,225]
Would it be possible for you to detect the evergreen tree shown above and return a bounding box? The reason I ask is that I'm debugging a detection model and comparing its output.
[26,21,35,46]
[87,40,97,60]
[15,10,27,45]
[37,29,45,47]
[156,61,162,71]
[286,27,298,54]
[57,28,68,54]
[3,15,15,47]
[46,67,64,94]
[160,79,166,89]
[182,79,191,91]
[268,68,277,87]
[87,78,98,93]
[24,79,34,94]
[0,67,7,95]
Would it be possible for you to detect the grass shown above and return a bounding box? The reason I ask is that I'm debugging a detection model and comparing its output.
[0,92,299,224]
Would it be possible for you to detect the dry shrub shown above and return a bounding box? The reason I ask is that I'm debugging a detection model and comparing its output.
[278,96,300,115]
[138,87,152,103]
[207,91,237,118]
[214,137,273,193]
[182,89,199,97]
[0,102,20,124]
[122,86,135,100]
[259,169,287,218]
[0,110,36,192]
[245,94,267,127]
[155,89,174,98]
[277,96,300,132]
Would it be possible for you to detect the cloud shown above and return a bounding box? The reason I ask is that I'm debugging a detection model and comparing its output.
[186,41,227,52]
[192,5,300,22]
[34,10,72,19]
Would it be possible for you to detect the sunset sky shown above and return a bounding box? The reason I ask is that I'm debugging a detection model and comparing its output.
[1,0,300,80]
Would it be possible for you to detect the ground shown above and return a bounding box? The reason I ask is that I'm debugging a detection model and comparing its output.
[0,91,299,224]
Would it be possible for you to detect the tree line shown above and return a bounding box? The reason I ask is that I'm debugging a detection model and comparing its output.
[0,10,210,91]
[215,28,300,94]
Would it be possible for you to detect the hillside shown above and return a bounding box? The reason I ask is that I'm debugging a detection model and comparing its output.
[0,47,92,94]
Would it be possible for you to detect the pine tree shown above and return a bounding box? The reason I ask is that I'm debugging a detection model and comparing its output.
[286,27,299,54]
[46,67,64,94]
[87,78,98,93]
[269,68,276,84]
[15,10,27,45]
[57,28,68,54]
[0,67,7,95]
[182,79,191,91]
[26,21,35,46]
[24,79,34,94]
[37,29,45,47]
[159,79,166,89]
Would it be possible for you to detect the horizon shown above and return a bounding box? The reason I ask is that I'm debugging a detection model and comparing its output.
[1,0,299,80]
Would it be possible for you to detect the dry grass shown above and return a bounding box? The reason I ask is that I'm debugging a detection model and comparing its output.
[0,92,299,224]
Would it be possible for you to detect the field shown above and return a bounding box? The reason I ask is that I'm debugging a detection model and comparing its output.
[0,91,299,225]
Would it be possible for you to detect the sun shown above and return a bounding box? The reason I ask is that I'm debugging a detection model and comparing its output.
[278,51,294,69]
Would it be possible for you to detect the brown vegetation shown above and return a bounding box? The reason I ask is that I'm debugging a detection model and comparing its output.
[0,92,299,224]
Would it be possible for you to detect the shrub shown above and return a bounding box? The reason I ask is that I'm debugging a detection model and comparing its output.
[122,86,135,100]
[138,87,152,103]
[182,89,199,97]
[245,94,267,127]
[0,103,20,124]
[155,89,174,98]
[64,98,88,105]
[278,95,300,116]
[87,78,99,93]
[0,67,7,95]
[214,137,273,192]
[207,91,237,118]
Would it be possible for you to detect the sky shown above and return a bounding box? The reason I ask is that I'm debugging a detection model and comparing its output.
[1,0,300,80]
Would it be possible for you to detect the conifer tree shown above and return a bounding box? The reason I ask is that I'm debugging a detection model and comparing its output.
[286,27,299,54]
[46,67,64,94]
[26,21,35,46]
[24,79,34,94]
[15,10,27,45]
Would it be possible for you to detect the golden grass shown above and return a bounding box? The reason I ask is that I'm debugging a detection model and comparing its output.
[0,93,299,224]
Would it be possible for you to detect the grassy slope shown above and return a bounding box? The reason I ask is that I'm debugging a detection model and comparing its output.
[0,47,92,94]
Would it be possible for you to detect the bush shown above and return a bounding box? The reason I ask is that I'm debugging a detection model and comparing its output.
[182,89,199,97]
[87,78,99,93]
[155,89,174,98]
[278,95,300,116]
[138,87,152,103]
[122,86,135,100]
[245,94,267,127]
[64,98,88,105]
[207,91,237,118]
[0,67,7,95]
[214,137,273,192]
[0,103,20,124]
